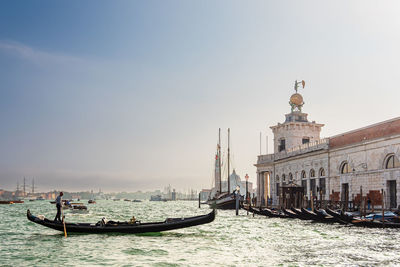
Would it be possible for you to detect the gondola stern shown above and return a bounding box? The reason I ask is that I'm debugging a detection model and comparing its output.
[27,209,34,221]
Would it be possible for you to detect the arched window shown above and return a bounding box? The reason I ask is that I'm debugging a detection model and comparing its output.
[385,154,400,169]
[301,170,306,179]
[282,174,286,182]
[289,173,293,181]
[276,175,280,182]
[340,161,350,174]
[310,169,315,178]
[319,168,325,177]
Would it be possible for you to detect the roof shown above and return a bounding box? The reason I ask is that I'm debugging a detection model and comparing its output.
[329,117,400,149]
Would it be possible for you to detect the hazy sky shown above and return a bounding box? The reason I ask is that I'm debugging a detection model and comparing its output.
[1,1,400,192]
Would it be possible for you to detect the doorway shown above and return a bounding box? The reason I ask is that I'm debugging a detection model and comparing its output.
[264,172,270,205]
[341,183,349,209]
[388,180,397,209]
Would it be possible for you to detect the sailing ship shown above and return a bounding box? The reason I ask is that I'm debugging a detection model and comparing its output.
[207,128,242,209]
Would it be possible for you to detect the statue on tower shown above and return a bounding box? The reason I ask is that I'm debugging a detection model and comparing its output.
[289,80,305,112]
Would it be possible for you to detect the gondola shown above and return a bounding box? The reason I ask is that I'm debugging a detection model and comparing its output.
[261,207,288,218]
[300,208,339,224]
[27,209,215,234]
[350,219,400,228]
[325,208,354,223]
[282,208,301,219]
[290,208,312,220]
[314,209,348,224]
[243,205,288,218]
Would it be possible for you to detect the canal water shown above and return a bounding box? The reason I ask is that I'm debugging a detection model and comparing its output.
[1,200,400,266]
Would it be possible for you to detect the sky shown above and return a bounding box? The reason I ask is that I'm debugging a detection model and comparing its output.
[1,1,400,193]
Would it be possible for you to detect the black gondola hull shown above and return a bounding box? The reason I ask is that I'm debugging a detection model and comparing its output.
[27,209,215,234]
[242,205,288,218]
[326,208,354,223]
[282,208,301,219]
[300,208,339,224]
[207,193,242,210]
[350,219,400,228]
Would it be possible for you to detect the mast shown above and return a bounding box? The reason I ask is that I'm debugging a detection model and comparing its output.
[218,128,222,194]
[23,177,26,197]
[227,128,230,193]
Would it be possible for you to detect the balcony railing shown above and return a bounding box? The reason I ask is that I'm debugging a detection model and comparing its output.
[257,154,274,165]
[276,138,329,160]
[257,138,329,164]
[287,138,329,153]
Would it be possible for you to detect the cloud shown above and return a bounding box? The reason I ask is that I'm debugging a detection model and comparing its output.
[0,40,84,66]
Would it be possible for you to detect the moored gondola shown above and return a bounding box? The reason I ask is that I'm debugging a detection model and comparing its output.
[243,205,288,218]
[326,208,354,223]
[314,209,348,224]
[350,219,400,228]
[300,208,339,224]
[282,208,301,219]
[27,209,215,234]
[291,207,312,220]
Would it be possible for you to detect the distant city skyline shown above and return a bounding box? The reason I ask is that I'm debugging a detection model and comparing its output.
[1,1,400,192]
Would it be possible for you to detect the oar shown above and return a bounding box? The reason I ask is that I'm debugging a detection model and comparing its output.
[61,205,67,238]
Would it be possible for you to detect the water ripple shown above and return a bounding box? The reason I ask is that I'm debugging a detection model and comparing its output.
[2,201,400,266]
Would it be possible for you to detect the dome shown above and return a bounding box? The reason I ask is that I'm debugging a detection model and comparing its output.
[290,93,303,106]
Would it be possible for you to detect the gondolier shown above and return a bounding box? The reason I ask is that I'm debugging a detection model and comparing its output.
[54,192,63,222]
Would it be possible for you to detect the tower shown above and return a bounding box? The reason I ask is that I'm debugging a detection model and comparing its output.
[271,80,324,153]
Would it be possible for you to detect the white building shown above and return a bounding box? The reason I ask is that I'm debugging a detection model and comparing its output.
[255,81,400,209]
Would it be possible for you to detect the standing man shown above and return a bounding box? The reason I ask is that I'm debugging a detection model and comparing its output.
[54,192,63,222]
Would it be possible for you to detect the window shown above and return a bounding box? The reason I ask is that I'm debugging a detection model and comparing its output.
[276,183,280,197]
[278,139,286,152]
[276,175,279,182]
[302,138,310,144]
[282,174,286,182]
[289,173,293,182]
[310,169,315,178]
[301,170,306,179]
[319,168,325,177]
[385,154,400,169]
[340,161,350,174]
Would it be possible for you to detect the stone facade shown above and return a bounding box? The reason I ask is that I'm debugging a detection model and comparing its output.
[255,88,400,209]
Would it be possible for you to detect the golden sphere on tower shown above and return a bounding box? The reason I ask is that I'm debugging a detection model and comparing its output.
[290,93,303,106]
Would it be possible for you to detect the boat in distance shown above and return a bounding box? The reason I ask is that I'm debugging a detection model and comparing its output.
[207,192,242,210]
[27,209,215,234]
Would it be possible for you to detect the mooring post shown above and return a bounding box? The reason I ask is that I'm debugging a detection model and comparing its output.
[319,188,322,210]
[198,192,201,209]
[253,193,255,217]
[235,190,240,216]
[364,197,367,217]
[382,189,385,225]
[360,186,363,217]
[310,190,314,212]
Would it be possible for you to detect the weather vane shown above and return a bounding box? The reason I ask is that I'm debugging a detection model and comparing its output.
[294,80,305,93]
